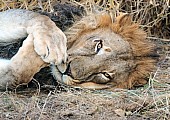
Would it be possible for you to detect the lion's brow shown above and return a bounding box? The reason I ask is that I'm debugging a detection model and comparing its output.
[87,36,96,40]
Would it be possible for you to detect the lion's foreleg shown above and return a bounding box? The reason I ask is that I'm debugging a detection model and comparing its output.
[0,59,13,89]
[0,34,48,90]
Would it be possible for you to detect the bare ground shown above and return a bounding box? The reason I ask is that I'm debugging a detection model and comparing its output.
[0,76,170,120]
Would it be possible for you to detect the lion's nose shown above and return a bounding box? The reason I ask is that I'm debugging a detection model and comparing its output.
[57,62,67,73]
[55,52,68,73]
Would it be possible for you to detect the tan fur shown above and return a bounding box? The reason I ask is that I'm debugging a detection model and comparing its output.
[0,34,47,89]
[0,9,67,89]
[0,9,67,66]
[9,34,48,88]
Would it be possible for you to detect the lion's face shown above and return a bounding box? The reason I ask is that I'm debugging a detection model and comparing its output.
[52,13,158,90]
[65,28,133,84]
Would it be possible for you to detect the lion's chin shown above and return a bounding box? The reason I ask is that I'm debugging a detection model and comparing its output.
[62,75,111,90]
[52,65,112,90]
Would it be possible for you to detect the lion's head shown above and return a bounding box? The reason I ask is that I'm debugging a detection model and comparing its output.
[52,12,158,90]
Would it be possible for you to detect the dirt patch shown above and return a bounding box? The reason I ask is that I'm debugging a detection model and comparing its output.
[1,82,170,120]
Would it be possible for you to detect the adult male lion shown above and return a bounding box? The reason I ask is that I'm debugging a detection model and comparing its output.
[0,9,158,90]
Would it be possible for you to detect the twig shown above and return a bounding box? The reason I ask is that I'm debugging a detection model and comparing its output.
[146,37,170,42]
[38,91,52,120]
[32,78,41,95]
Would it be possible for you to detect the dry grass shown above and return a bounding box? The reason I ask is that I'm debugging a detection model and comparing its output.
[0,0,170,119]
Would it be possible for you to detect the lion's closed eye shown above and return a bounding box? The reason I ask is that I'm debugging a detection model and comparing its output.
[103,72,112,79]
[91,72,112,84]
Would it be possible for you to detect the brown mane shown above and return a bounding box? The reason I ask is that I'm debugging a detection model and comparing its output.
[65,12,158,89]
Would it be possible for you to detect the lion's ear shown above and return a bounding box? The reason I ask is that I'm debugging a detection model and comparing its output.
[116,13,132,27]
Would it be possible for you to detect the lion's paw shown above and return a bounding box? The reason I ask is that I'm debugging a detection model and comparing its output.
[33,28,67,66]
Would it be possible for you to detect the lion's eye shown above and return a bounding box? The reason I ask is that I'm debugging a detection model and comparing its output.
[95,40,103,53]
[103,72,111,79]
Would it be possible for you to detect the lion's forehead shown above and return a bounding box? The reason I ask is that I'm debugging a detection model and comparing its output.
[68,28,132,55]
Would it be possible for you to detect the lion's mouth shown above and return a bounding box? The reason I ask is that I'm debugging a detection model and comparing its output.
[53,63,112,89]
